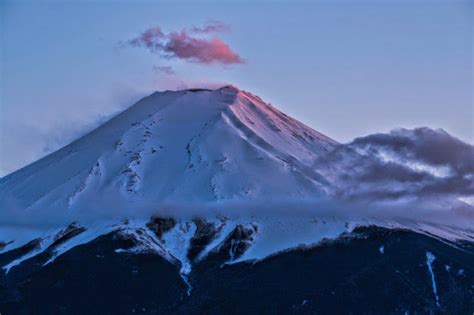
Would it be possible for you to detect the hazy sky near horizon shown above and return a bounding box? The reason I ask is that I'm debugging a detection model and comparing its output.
[0,0,472,177]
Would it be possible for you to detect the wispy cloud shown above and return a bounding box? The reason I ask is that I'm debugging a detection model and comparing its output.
[0,84,146,177]
[189,19,230,34]
[129,27,164,49]
[128,20,244,65]
[152,65,175,75]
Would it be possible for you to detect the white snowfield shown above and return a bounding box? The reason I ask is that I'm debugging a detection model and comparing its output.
[0,85,335,212]
[0,85,473,274]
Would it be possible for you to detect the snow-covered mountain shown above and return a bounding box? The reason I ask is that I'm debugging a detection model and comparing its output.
[0,85,347,275]
[1,84,473,257]
[0,85,336,212]
[0,86,473,314]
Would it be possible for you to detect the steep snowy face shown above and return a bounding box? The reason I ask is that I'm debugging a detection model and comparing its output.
[0,86,337,214]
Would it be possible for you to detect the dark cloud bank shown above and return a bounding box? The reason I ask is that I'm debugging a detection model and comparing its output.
[315,127,474,203]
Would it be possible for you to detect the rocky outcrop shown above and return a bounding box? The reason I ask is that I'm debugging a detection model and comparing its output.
[187,219,223,261]
[218,224,258,261]
[146,217,177,239]
[0,227,473,314]
[48,223,86,250]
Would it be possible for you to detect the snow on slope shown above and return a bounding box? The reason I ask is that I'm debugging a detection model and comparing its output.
[0,85,336,216]
[0,85,473,276]
[1,214,472,278]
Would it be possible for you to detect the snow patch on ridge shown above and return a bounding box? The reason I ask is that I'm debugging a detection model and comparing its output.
[161,221,197,275]
[3,235,55,273]
[426,251,440,307]
[195,219,236,261]
[1,215,474,280]
[379,245,385,254]
[68,160,102,206]
[43,222,116,266]
[231,216,351,263]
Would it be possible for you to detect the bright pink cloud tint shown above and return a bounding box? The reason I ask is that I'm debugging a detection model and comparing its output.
[128,21,243,65]
[165,32,243,64]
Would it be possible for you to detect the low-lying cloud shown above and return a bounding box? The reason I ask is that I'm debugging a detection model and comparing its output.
[128,20,243,65]
[315,127,474,202]
[1,126,472,236]
[351,127,474,175]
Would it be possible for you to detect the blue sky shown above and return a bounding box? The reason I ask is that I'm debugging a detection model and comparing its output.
[0,0,472,176]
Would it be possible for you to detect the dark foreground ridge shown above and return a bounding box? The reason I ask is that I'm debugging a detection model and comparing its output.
[0,226,473,314]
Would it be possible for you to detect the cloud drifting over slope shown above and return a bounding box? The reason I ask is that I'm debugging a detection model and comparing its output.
[128,20,243,65]
[315,127,474,202]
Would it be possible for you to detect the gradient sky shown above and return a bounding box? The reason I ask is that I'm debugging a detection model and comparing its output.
[0,0,472,177]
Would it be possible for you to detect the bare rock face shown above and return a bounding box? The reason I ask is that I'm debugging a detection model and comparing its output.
[219,224,258,261]
[0,239,41,268]
[14,239,41,255]
[146,217,177,239]
[48,223,86,250]
[0,241,13,251]
[187,219,223,261]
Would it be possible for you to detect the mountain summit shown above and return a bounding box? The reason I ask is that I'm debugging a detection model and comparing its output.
[1,86,337,213]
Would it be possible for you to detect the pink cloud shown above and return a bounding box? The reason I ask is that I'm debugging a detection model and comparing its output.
[128,21,243,66]
[165,31,243,64]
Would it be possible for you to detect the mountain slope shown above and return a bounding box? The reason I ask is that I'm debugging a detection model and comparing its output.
[0,86,336,213]
[1,226,473,314]
[0,86,473,314]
